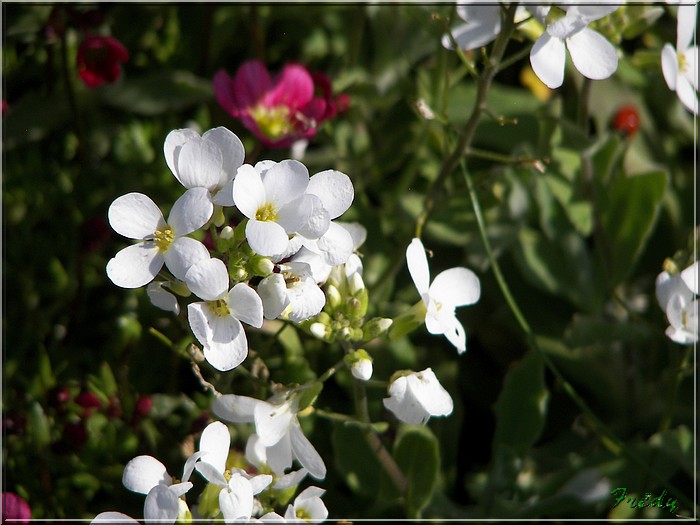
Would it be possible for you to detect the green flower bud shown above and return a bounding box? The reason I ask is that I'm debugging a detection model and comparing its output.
[212,206,226,227]
[326,284,342,310]
[309,322,331,340]
[233,220,248,243]
[348,272,365,295]
[250,256,274,277]
[363,317,393,341]
[344,349,373,381]
[168,279,192,297]
[389,301,427,340]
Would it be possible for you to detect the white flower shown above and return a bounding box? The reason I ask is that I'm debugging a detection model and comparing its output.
[284,486,328,522]
[530,5,619,89]
[164,126,245,206]
[656,264,699,345]
[192,422,273,522]
[661,4,698,114]
[121,453,200,524]
[383,368,454,425]
[213,393,327,480]
[185,258,264,371]
[406,238,481,353]
[106,189,212,288]
[257,262,326,323]
[233,160,330,258]
[441,4,503,51]
[92,512,140,524]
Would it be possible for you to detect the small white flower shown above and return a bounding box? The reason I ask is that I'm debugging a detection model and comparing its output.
[441,4,503,51]
[92,512,140,523]
[106,189,212,288]
[164,126,245,206]
[530,5,619,89]
[121,453,200,525]
[656,263,699,345]
[284,486,328,522]
[185,258,264,371]
[257,262,326,323]
[146,281,181,315]
[406,238,481,353]
[233,160,330,258]
[213,393,327,480]
[383,368,454,425]
[661,4,698,114]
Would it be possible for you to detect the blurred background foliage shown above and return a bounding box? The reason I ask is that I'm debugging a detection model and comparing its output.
[2,3,697,520]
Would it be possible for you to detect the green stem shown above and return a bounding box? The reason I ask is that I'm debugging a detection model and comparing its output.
[657,344,692,433]
[462,160,692,510]
[577,77,592,134]
[415,4,519,239]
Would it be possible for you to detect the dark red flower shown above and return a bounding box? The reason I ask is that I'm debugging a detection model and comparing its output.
[133,395,153,420]
[612,105,640,137]
[2,493,31,524]
[76,35,128,88]
[213,60,345,148]
[75,390,102,413]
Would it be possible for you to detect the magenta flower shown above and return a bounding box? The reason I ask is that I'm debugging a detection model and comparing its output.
[77,35,128,88]
[213,60,346,148]
[2,492,31,524]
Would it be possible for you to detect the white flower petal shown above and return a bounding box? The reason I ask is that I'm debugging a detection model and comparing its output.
[188,302,214,349]
[167,187,213,236]
[107,243,163,289]
[676,4,697,52]
[406,238,431,297]
[212,394,262,423]
[291,246,333,284]
[675,74,699,115]
[248,473,273,495]
[92,512,140,523]
[443,5,501,51]
[266,434,294,477]
[254,400,294,447]
[661,43,679,91]
[164,128,200,184]
[286,278,326,323]
[122,455,169,495]
[228,283,264,328]
[176,137,225,191]
[278,194,330,239]
[407,368,454,418]
[289,420,327,480]
[211,178,235,207]
[168,481,192,498]
[233,164,267,219]
[184,258,228,301]
[430,267,481,308]
[195,461,228,486]
[441,314,467,354]
[262,159,309,207]
[245,433,268,469]
[570,5,619,23]
[109,193,166,240]
[682,46,698,91]
[203,319,248,372]
[146,282,180,315]
[163,236,210,281]
[258,274,291,320]
[203,126,245,182]
[383,376,428,425]
[316,221,355,266]
[530,32,567,89]
[199,421,231,474]
[306,169,354,219]
[181,451,205,483]
[144,484,179,525]
[273,468,308,490]
[566,28,618,81]
[337,221,367,250]
[220,475,254,521]
[246,219,290,257]
[680,262,698,295]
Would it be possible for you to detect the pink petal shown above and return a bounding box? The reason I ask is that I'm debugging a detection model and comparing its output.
[213,69,238,116]
[265,64,314,110]
[233,60,272,110]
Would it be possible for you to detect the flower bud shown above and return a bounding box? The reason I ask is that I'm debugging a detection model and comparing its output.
[251,256,274,277]
[348,272,365,295]
[345,349,373,381]
[363,317,393,341]
[309,322,331,340]
[326,284,342,310]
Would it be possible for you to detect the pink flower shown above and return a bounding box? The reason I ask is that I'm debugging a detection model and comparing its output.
[213,60,347,148]
[77,35,128,88]
[2,492,31,524]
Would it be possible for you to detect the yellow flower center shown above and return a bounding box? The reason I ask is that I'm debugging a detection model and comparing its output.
[295,508,311,521]
[255,201,278,222]
[208,298,231,317]
[678,52,688,73]
[249,105,294,140]
[153,226,175,251]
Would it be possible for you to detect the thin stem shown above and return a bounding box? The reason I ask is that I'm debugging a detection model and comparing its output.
[59,29,83,157]
[658,344,693,433]
[416,4,519,238]
[462,161,692,510]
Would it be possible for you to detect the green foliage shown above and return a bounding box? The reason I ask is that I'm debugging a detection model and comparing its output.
[393,425,441,518]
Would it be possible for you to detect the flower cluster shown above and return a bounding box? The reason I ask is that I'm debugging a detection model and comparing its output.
[656,261,698,345]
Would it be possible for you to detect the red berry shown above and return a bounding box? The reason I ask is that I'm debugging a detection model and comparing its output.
[612,105,640,137]
[133,395,153,420]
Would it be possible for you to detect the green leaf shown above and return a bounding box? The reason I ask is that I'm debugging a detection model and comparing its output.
[99,362,118,397]
[393,425,440,518]
[493,350,549,457]
[599,170,667,285]
[28,401,51,448]
[101,70,213,116]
